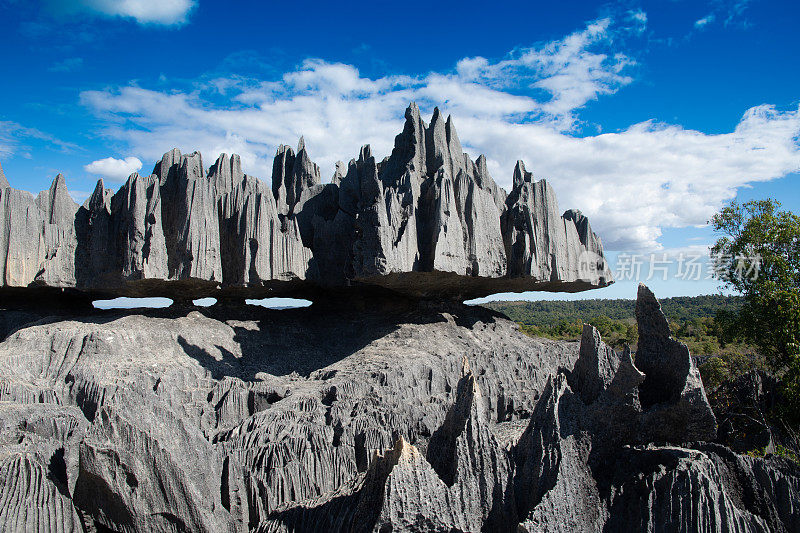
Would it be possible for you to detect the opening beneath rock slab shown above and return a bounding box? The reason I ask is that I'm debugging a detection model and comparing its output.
[246,298,312,309]
[93,297,173,309]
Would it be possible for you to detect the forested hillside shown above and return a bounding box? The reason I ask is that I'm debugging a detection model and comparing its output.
[485,294,741,323]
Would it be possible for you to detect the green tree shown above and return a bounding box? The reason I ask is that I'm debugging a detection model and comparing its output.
[711,199,800,421]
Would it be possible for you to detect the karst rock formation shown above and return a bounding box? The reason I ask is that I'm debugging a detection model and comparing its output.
[1,283,798,532]
[1,106,798,533]
[0,104,611,303]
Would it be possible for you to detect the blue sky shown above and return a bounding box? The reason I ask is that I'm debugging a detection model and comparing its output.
[1,0,798,302]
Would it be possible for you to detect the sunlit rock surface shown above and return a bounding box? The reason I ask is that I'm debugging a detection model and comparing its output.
[0,286,798,532]
[0,104,611,302]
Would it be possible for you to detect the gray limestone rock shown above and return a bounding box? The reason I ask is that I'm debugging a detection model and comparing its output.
[0,286,798,532]
[169,151,224,282]
[0,301,577,532]
[75,179,115,287]
[35,175,79,288]
[272,139,321,219]
[502,162,611,288]
[511,286,797,532]
[0,403,87,533]
[0,174,79,289]
[635,283,718,443]
[74,387,234,533]
[514,374,607,532]
[598,441,800,533]
[0,161,8,189]
[112,173,169,280]
[0,104,612,301]
[0,187,42,287]
[0,454,84,533]
[260,358,517,532]
[424,360,516,531]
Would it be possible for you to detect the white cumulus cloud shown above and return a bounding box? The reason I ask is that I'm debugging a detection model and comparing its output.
[84,156,143,182]
[49,0,196,26]
[79,17,800,252]
[453,18,635,128]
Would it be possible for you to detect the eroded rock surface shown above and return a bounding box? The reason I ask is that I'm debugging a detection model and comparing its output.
[0,301,573,532]
[0,286,797,532]
[0,104,611,302]
[636,284,718,443]
[512,286,798,533]
[0,404,86,533]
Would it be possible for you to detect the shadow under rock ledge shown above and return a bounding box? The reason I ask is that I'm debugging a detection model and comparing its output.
[1,296,507,381]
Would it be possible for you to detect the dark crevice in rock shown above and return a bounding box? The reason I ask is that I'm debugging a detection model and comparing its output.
[221,456,231,512]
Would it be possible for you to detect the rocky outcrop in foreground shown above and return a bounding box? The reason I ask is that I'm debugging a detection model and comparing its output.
[0,284,797,532]
[0,105,611,302]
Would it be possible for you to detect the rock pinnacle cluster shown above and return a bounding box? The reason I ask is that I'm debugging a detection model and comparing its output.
[1,106,795,533]
[0,104,611,302]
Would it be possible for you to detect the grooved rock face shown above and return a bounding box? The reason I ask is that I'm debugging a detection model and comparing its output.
[0,403,87,533]
[511,286,798,533]
[0,302,576,532]
[0,287,799,532]
[0,104,612,302]
[635,283,718,443]
[0,161,8,190]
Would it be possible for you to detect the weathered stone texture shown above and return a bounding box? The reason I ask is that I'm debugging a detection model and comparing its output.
[0,104,612,301]
[0,286,798,532]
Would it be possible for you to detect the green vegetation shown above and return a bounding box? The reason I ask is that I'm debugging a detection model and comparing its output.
[482,197,800,453]
[485,294,742,327]
[711,199,800,424]
[746,444,799,465]
[486,294,738,345]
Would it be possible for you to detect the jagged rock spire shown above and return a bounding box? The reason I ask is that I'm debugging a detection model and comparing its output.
[153,147,182,185]
[88,179,107,211]
[331,161,346,185]
[635,283,717,442]
[0,103,613,301]
[513,285,730,531]
[512,160,533,188]
[208,153,244,194]
[35,174,75,225]
[426,362,516,530]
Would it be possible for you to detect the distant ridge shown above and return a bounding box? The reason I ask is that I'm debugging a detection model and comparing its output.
[484,294,741,324]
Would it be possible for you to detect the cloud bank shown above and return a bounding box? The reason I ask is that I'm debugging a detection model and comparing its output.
[79,17,800,252]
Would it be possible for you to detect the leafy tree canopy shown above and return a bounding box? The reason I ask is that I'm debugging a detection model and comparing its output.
[711,199,800,424]
[711,199,800,368]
